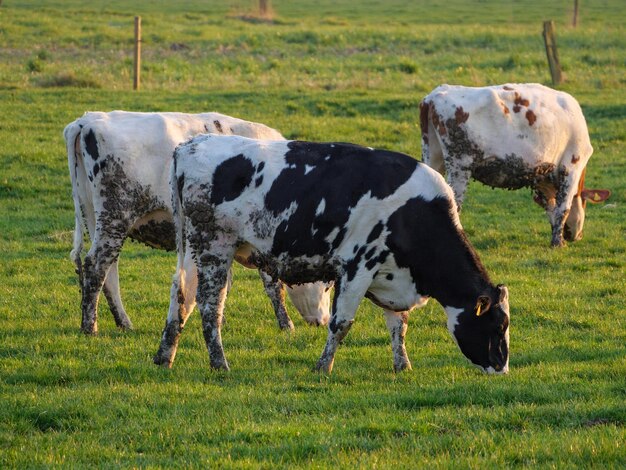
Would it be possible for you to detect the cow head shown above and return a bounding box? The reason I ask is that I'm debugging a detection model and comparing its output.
[286,281,332,326]
[446,285,510,374]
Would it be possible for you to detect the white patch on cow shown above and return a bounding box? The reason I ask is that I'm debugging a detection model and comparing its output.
[315,199,326,216]
[325,155,331,161]
[304,164,315,175]
[444,306,463,347]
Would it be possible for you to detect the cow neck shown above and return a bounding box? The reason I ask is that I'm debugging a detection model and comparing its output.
[385,196,493,310]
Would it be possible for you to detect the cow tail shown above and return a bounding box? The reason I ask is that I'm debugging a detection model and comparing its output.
[64,121,85,285]
[170,147,186,276]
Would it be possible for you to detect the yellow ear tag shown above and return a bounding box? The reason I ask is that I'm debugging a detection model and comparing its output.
[475,304,482,316]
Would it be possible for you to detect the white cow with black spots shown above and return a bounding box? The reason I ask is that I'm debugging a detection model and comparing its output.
[420,83,609,247]
[154,134,510,374]
[64,111,330,336]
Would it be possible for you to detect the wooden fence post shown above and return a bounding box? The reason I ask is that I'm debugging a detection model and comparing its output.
[572,0,579,27]
[542,20,563,85]
[133,16,141,91]
[260,0,269,16]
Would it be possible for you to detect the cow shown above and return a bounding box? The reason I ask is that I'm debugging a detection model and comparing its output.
[420,83,610,247]
[153,134,510,374]
[64,111,330,336]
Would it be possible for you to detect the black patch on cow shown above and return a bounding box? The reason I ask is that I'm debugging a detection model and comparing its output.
[210,154,255,205]
[93,163,99,177]
[385,196,491,307]
[331,227,347,250]
[345,245,367,281]
[366,221,384,244]
[364,246,376,260]
[257,161,265,173]
[255,175,263,187]
[177,175,185,203]
[84,129,100,160]
[365,250,388,271]
[129,219,176,251]
[214,120,223,133]
[265,141,418,258]
[386,273,394,281]
[472,156,556,190]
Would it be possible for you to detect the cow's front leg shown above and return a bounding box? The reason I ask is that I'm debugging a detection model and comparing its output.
[102,259,133,330]
[81,234,126,334]
[384,310,412,372]
[154,248,198,367]
[259,270,294,331]
[549,170,577,248]
[315,275,369,374]
[446,165,471,212]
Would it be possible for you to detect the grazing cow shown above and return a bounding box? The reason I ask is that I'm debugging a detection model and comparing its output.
[153,134,510,374]
[64,111,330,335]
[420,83,609,247]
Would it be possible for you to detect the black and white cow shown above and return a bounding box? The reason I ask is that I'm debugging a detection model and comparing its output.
[64,111,330,335]
[420,83,609,247]
[153,134,510,374]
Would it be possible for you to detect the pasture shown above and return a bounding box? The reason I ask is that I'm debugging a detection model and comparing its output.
[1,0,625,466]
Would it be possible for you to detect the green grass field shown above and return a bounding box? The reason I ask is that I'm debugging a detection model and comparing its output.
[1,0,625,467]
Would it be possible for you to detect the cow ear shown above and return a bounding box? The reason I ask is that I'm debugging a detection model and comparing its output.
[475,295,491,317]
[581,189,611,204]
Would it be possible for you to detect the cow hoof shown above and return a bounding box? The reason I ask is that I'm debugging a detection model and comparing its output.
[117,321,134,331]
[210,361,230,372]
[153,354,173,368]
[80,326,98,335]
[314,359,334,375]
[279,320,295,332]
[393,360,412,373]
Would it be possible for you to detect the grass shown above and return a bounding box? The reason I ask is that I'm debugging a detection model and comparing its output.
[0,0,625,467]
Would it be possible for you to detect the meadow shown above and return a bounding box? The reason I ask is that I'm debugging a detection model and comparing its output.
[0,0,625,467]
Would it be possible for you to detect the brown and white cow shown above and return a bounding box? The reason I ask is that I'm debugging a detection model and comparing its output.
[420,83,609,247]
[64,111,330,335]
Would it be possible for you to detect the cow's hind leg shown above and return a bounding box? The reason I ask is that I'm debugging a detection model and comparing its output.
[315,274,371,374]
[102,259,133,330]
[259,270,295,331]
[384,310,412,372]
[154,248,198,367]
[196,252,234,371]
[81,234,126,335]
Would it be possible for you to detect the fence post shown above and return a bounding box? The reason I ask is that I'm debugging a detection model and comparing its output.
[542,20,563,85]
[572,0,579,27]
[260,0,269,16]
[133,16,141,91]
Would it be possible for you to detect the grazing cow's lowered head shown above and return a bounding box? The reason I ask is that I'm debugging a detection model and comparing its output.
[286,282,332,326]
[446,284,510,374]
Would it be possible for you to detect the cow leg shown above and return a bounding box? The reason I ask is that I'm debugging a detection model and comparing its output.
[102,260,133,330]
[154,247,198,367]
[549,171,578,247]
[259,270,295,331]
[384,310,412,372]
[81,233,126,335]
[315,275,370,374]
[196,252,234,371]
[446,167,471,211]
